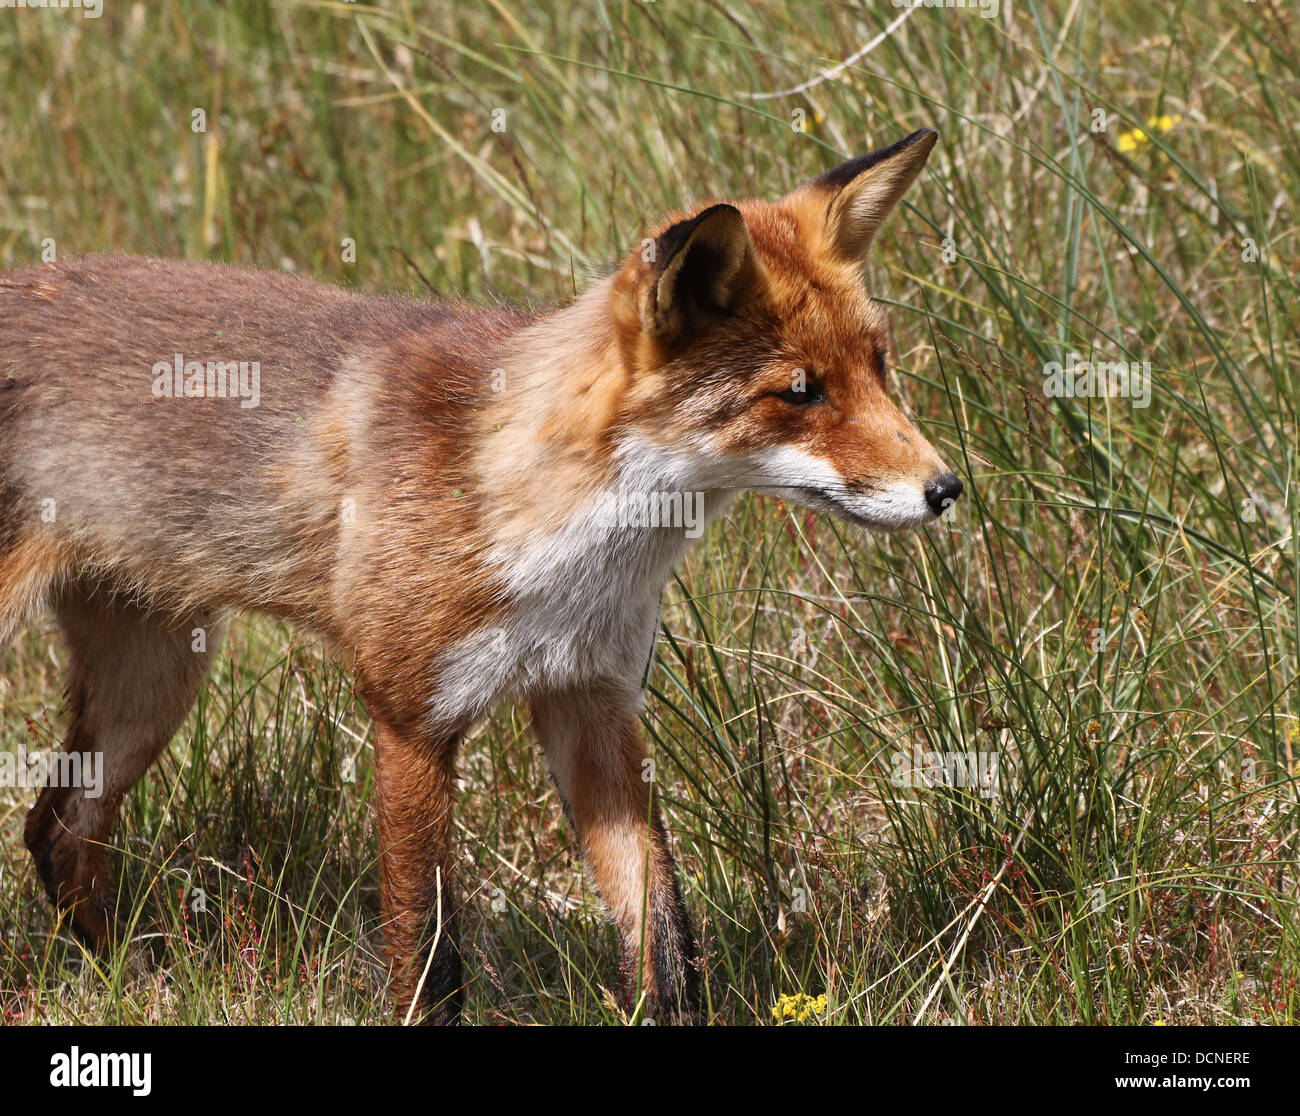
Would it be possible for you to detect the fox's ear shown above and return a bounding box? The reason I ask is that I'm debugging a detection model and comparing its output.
[803,128,938,261]
[637,203,758,339]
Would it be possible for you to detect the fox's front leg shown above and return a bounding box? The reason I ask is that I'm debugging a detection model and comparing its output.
[370,716,464,1024]
[531,682,701,1023]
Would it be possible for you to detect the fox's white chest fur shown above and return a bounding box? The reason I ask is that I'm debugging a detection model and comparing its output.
[427,438,727,727]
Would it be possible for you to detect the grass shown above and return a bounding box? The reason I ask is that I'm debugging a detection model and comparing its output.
[1,0,1297,1025]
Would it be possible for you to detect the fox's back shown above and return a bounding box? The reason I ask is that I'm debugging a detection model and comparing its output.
[0,255,528,629]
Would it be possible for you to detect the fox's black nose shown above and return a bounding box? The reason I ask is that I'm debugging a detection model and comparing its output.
[924,472,963,516]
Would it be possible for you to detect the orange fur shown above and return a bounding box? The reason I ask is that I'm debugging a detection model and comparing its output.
[1,128,958,1023]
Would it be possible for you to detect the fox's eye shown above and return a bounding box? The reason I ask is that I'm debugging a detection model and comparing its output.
[774,384,823,406]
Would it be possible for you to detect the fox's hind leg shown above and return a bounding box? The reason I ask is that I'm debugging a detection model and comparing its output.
[0,533,64,655]
[23,584,224,946]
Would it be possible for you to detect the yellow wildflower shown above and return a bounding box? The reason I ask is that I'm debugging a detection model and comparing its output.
[772,992,828,1023]
[1117,113,1182,153]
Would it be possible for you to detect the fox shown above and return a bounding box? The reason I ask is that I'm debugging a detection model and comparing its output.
[0,126,961,1024]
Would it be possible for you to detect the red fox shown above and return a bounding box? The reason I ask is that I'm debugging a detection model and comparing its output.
[0,127,960,1023]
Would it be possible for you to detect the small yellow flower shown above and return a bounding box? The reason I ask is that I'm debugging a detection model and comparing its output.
[1117,113,1182,153]
[772,992,828,1023]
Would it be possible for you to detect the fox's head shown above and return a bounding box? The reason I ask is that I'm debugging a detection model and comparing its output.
[610,127,961,530]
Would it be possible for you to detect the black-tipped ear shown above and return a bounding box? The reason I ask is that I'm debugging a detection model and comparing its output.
[639,203,758,339]
[805,127,938,260]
